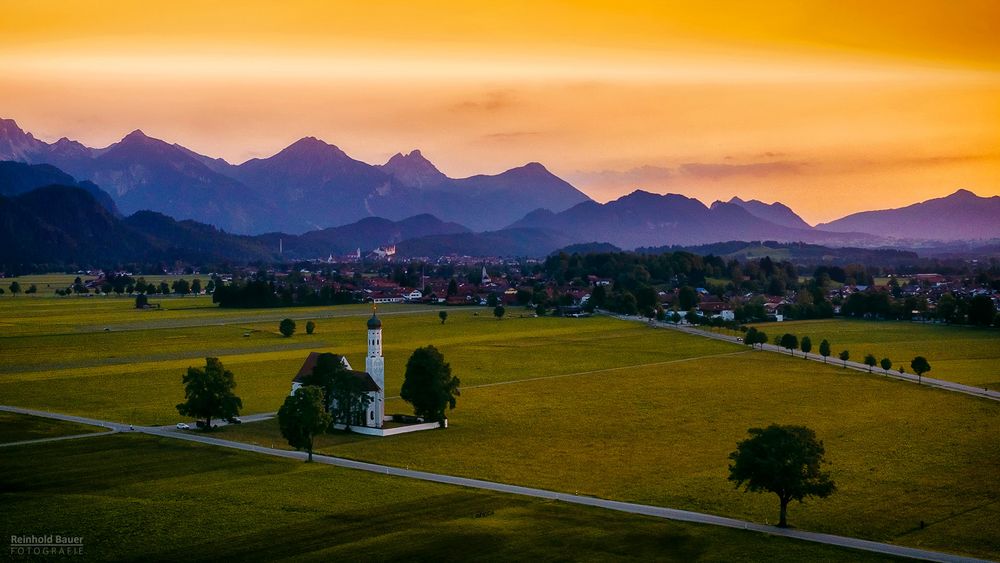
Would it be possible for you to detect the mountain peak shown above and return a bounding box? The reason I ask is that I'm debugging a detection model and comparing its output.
[381,149,447,188]
[947,188,979,199]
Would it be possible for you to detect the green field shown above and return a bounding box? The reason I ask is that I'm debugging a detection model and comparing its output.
[220,351,1000,559]
[0,434,898,562]
[749,318,1000,389]
[2,297,998,559]
[0,411,105,444]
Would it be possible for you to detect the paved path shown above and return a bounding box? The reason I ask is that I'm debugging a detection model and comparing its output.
[1,405,990,563]
[607,313,1000,402]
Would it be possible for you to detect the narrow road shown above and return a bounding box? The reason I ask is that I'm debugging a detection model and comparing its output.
[607,313,1000,402]
[1,405,990,563]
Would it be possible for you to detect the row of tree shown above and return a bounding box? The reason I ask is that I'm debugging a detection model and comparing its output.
[743,328,933,381]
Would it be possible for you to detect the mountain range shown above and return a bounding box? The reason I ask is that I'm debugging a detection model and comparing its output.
[0,119,589,234]
[2,117,998,264]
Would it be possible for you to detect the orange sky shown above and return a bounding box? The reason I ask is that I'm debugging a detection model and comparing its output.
[1,0,998,224]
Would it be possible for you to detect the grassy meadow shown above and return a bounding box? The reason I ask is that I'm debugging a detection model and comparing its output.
[221,351,1000,559]
[749,318,1000,389]
[2,295,999,558]
[0,433,899,562]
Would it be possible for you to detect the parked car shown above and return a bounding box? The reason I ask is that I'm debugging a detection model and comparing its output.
[176,423,190,430]
[226,417,243,424]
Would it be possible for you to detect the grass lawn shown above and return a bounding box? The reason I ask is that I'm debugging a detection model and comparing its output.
[749,318,1000,389]
[0,311,734,424]
[0,434,902,562]
[3,297,998,559]
[0,411,105,444]
[221,351,1000,560]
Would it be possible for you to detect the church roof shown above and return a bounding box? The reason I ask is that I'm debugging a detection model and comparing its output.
[293,352,380,392]
[367,313,382,329]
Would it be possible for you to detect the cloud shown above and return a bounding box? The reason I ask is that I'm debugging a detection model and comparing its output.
[569,165,674,188]
[449,90,518,113]
[678,161,806,179]
[479,131,541,143]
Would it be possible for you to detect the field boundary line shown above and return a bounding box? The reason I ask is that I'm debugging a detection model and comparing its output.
[455,350,752,393]
[0,429,116,448]
[603,313,1000,402]
[0,405,990,563]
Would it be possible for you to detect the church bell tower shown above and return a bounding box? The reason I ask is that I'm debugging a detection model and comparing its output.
[366,306,385,426]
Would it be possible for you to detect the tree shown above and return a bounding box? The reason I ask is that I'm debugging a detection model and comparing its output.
[819,339,831,363]
[279,318,296,337]
[863,353,877,373]
[678,285,698,311]
[936,293,957,323]
[493,305,505,320]
[26,283,38,294]
[755,330,768,349]
[800,336,812,358]
[172,279,191,295]
[880,357,892,373]
[839,350,850,367]
[447,278,458,297]
[744,327,759,348]
[175,357,242,430]
[278,386,331,462]
[486,293,499,308]
[305,320,316,335]
[439,310,448,324]
[400,345,460,425]
[779,333,798,356]
[670,311,682,324]
[911,356,930,384]
[191,278,202,295]
[968,295,996,326]
[728,424,836,528]
[9,281,21,296]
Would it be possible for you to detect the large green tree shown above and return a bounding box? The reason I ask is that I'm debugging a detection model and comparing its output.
[278,386,331,462]
[279,318,296,337]
[800,336,812,358]
[400,345,460,425]
[818,339,831,363]
[176,357,242,430]
[728,424,836,528]
[911,356,931,384]
[779,333,798,356]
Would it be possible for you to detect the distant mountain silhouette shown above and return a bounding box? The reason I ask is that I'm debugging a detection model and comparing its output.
[816,189,1000,240]
[0,161,117,214]
[715,196,812,229]
[508,190,873,249]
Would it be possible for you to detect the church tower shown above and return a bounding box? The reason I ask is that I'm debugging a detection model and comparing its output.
[366,307,385,426]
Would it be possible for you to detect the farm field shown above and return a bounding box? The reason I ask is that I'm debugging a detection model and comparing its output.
[0,411,105,444]
[220,351,1000,560]
[749,318,1000,389]
[0,302,733,424]
[0,433,897,562]
[2,297,998,559]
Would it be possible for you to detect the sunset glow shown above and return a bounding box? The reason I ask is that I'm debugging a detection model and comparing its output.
[2,0,998,223]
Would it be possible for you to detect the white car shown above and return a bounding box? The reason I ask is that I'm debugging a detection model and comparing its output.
[176,423,191,430]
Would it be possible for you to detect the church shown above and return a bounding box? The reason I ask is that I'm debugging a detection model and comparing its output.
[289,308,446,437]
[290,309,386,429]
